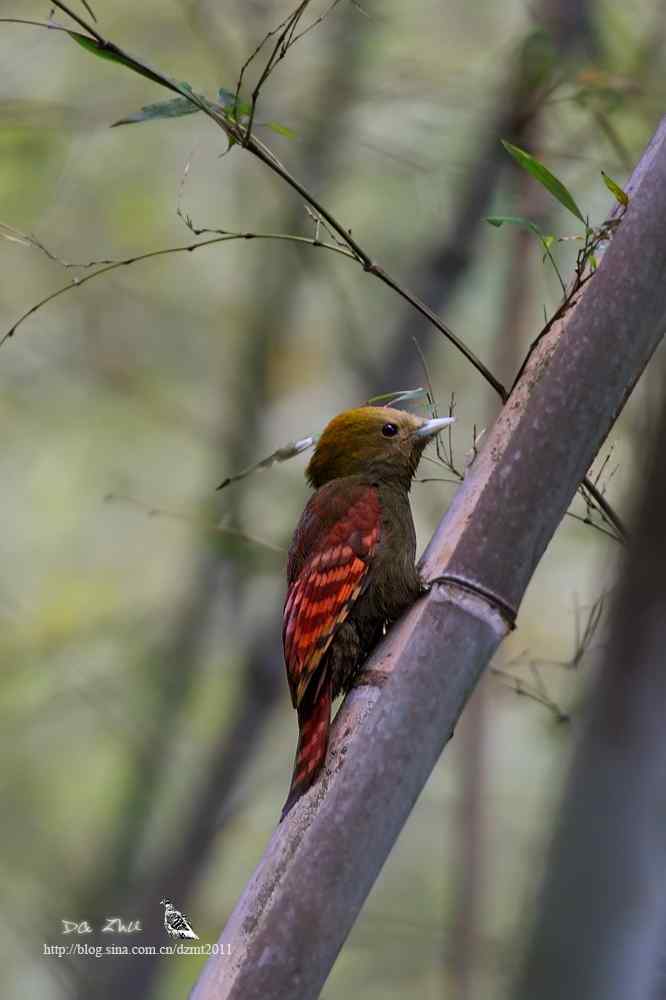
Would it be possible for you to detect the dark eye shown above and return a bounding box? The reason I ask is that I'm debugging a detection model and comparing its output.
[382,422,399,438]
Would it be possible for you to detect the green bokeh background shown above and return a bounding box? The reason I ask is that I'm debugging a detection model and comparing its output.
[1,1,664,997]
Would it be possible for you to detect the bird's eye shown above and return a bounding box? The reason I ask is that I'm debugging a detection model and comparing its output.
[382,422,399,438]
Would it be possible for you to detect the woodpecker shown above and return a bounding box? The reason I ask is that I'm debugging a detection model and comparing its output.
[281,405,453,818]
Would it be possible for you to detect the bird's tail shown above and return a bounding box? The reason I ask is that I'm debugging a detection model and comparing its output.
[281,673,332,821]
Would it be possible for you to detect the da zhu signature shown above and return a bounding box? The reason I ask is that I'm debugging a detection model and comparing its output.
[61,918,142,935]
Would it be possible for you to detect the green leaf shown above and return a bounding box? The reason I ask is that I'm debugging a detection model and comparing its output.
[217,436,317,491]
[501,141,586,225]
[217,89,294,138]
[68,33,294,137]
[265,121,296,139]
[366,388,427,406]
[218,87,252,118]
[111,96,202,127]
[601,170,629,207]
[67,32,179,91]
[484,215,542,236]
[68,33,149,78]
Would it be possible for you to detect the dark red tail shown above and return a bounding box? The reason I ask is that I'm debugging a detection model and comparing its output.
[281,674,332,821]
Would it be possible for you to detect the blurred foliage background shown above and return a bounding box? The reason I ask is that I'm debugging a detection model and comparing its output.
[1,1,665,997]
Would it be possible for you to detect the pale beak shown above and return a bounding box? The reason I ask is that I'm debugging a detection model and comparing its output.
[413,416,455,439]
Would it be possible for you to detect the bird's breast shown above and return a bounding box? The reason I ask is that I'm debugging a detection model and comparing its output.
[365,484,420,620]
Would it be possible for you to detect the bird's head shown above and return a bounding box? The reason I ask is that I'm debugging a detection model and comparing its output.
[306,406,454,489]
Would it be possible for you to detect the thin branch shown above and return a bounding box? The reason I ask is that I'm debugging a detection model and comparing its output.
[410,335,449,469]
[0,17,83,34]
[571,591,607,668]
[103,493,285,554]
[216,436,317,491]
[49,0,105,44]
[0,230,353,345]
[565,511,622,542]
[415,477,462,486]
[0,221,118,269]
[236,2,311,144]
[77,1,97,23]
[234,1,344,144]
[492,590,607,721]
[578,476,627,542]
[290,0,345,45]
[360,258,508,399]
[490,666,570,723]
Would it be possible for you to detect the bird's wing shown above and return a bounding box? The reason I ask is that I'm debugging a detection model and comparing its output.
[283,481,381,708]
[167,909,198,939]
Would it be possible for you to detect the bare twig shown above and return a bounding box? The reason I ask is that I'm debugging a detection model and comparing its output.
[565,512,622,542]
[0,16,95,35]
[491,590,608,720]
[571,590,607,668]
[0,230,353,345]
[490,666,570,723]
[49,1,105,43]
[0,221,117,268]
[103,493,285,554]
[239,2,307,143]
[77,0,97,23]
[234,2,307,134]
[578,468,627,542]
[234,1,345,144]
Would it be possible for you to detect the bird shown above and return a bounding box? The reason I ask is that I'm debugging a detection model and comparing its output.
[281,405,454,819]
[160,898,199,940]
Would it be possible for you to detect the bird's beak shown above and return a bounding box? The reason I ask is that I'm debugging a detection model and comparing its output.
[413,416,455,439]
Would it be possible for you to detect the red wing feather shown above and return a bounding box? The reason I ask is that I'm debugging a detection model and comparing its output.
[283,484,381,708]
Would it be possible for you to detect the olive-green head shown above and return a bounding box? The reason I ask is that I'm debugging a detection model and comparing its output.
[306,406,454,489]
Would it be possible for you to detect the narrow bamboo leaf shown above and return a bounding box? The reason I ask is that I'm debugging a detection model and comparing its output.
[68,32,149,76]
[67,32,179,91]
[266,121,296,139]
[367,388,426,406]
[601,170,629,207]
[485,215,542,236]
[112,96,202,127]
[217,436,317,491]
[0,223,32,247]
[501,141,586,224]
